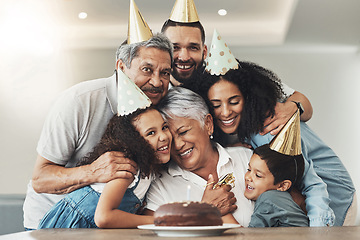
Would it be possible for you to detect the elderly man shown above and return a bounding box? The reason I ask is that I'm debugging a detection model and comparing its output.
[22,29,173,230]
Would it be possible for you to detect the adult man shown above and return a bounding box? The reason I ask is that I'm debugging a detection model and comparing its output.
[22,33,173,230]
[162,0,313,136]
[22,1,174,229]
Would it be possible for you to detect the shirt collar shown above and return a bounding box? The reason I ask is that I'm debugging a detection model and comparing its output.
[216,143,234,175]
[168,161,186,177]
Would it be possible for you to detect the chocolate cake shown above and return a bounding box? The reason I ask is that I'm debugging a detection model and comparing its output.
[154,201,223,226]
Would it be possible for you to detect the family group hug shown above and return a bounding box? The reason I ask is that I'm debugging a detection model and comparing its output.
[22,0,356,230]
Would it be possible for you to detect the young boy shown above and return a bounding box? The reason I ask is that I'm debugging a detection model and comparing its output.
[245,110,309,227]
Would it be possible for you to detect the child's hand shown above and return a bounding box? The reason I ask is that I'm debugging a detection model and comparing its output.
[201,174,237,216]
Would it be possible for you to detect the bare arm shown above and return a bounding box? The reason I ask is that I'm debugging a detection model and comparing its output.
[222,213,240,225]
[143,209,154,216]
[261,91,313,136]
[32,152,137,194]
[94,178,154,228]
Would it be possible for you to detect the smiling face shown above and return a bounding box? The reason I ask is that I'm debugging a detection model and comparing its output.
[207,78,244,135]
[118,47,172,105]
[244,154,279,201]
[164,26,207,84]
[133,109,172,164]
[167,114,214,172]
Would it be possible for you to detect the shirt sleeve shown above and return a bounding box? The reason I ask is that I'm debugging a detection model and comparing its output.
[300,156,335,226]
[36,90,83,166]
[247,132,274,149]
[248,202,274,227]
[248,191,286,227]
[279,82,295,102]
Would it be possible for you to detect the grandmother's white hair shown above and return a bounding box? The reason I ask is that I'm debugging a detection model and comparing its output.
[157,87,209,128]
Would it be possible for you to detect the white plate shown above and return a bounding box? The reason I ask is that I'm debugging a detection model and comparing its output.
[137,223,241,237]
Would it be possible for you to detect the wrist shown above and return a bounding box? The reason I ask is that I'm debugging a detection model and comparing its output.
[291,101,304,115]
[80,164,97,185]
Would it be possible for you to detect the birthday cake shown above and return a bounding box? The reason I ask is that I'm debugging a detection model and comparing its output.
[153,201,223,226]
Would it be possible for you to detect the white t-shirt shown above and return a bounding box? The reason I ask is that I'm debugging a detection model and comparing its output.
[23,73,117,229]
[146,143,255,227]
[280,82,295,101]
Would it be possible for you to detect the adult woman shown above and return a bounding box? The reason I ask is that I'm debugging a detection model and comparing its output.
[189,61,283,147]
[145,87,254,227]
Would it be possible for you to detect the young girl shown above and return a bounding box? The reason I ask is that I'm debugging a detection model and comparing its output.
[245,143,308,227]
[38,106,172,228]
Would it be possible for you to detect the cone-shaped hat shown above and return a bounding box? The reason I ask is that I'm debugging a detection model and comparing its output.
[127,0,153,44]
[117,69,152,116]
[270,110,302,156]
[205,29,239,76]
[169,0,200,23]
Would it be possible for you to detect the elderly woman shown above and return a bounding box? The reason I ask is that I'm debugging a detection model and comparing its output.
[144,87,254,226]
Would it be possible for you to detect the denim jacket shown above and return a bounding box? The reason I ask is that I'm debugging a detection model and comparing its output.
[38,179,143,229]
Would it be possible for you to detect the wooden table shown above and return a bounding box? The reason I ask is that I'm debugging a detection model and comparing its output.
[1,226,359,240]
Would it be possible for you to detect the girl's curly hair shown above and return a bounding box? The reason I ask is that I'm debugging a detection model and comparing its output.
[77,107,159,178]
[184,60,284,146]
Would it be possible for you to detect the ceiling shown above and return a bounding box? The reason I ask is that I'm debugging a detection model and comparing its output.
[1,0,360,51]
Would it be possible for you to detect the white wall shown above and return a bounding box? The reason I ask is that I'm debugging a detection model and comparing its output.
[1,45,359,224]
[0,48,116,194]
[233,45,360,224]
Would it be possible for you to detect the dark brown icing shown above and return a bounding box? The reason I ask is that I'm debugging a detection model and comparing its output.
[154,201,223,226]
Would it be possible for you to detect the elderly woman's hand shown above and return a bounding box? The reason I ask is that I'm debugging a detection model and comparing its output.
[201,174,237,216]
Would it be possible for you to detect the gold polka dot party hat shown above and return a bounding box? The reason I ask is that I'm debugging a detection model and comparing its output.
[205,29,239,76]
[117,69,151,116]
[169,0,200,23]
[127,0,153,44]
[270,110,302,156]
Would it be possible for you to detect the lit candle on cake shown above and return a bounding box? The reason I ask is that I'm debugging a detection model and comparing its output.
[186,185,191,201]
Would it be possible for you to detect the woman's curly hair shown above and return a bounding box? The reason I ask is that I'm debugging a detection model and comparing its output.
[184,60,284,146]
[77,107,159,178]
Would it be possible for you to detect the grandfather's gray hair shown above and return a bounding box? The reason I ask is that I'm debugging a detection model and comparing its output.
[116,33,173,68]
[157,87,210,128]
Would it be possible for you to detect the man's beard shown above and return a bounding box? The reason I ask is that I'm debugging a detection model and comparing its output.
[172,61,205,86]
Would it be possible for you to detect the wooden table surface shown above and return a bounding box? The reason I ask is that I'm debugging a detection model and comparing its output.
[1,226,359,240]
